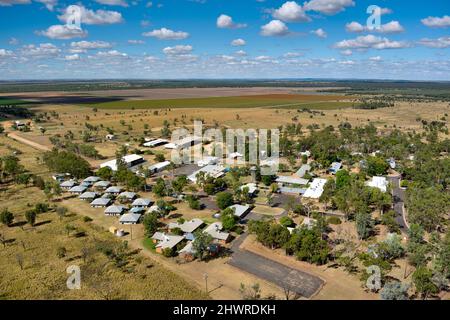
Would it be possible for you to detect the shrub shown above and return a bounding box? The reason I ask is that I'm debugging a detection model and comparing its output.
[327,216,342,225]
[83,216,93,222]
[57,246,67,259]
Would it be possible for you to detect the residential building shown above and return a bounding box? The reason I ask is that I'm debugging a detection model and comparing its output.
[303,178,328,199]
[100,154,146,172]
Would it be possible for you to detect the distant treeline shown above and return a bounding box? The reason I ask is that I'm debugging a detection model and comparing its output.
[1,79,450,93]
[0,105,33,120]
[354,98,394,110]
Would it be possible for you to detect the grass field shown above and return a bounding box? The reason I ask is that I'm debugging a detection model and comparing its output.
[83,94,349,110]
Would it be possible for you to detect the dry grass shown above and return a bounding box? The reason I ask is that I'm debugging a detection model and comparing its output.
[0,185,209,300]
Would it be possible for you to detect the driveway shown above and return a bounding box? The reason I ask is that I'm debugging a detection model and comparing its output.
[229,210,324,299]
[229,234,324,299]
[388,175,409,232]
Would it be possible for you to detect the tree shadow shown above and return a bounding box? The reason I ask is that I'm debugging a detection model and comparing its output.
[10,221,27,228]
[34,220,52,227]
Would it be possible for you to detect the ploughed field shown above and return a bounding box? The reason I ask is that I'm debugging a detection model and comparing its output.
[81,94,352,110]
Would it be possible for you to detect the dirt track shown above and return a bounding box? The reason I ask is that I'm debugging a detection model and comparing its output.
[7,132,51,152]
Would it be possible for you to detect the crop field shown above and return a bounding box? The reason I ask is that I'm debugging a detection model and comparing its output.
[82,94,350,110]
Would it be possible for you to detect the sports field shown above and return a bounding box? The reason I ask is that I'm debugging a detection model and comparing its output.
[83,94,351,110]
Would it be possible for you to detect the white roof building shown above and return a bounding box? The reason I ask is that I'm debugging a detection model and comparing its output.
[240,183,258,195]
[100,154,145,171]
[79,192,99,200]
[188,165,226,183]
[227,204,252,218]
[60,179,77,189]
[131,198,153,207]
[276,175,309,186]
[104,205,126,216]
[294,164,311,178]
[93,180,111,189]
[90,197,111,207]
[168,218,204,234]
[119,213,142,224]
[165,136,202,150]
[303,178,327,199]
[68,185,87,194]
[143,139,169,148]
[204,222,230,242]
[366,176,389,193]
[148,161,171,174]
[152,233,185,250]
[197,156,219,167]
[105,186,123,194]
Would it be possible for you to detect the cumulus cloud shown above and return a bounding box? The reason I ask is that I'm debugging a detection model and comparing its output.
[21,43,60,57]
[303,0,355,15]
[261,20,289,37]
[0,49,14,57]
[0,0,30,6]
[340,49,352,56]
[71,40,112,50]
[37,25,87,40]
[418,37,450,49]
[35,0,57,10]
[58,5,123,25]
[163,45,193,55]
[216,14,247,29]
[345,21,404,34]
[95,0,128,6]
[142,28,189,40]
[235,50,247,56]
[311,28,327,38]
[272,1,310,22]
[231,38,246,46]
[128,39,145,44]
[421,16,450,28]
[97,50,128,57]
[65,54,80,61]
[334,35,410,50]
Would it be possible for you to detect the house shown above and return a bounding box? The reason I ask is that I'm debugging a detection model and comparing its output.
[366,176,389,193]
[93,180,111,189]
[227,204,252,219]
[303,178,328,199]
[104,205,126,216]
[118,191,137,201]
[129,207,145,214]
[52,174,67,183]
[90,197,111,208]
[329,162,342,175]
[240,183,258,196]
[168,218,204,234]
[228,152,243,160]
[131,198,153,208]
[294,164,311,178]
[68,185,87,195]
[119,213,142,224]
[188,164,226,183]
[148,161,171,175]
[276,175,309,187]
[147,205,159,214]
[178,241,196,260]
[100,154,146,172]
[83,176,101,185]
[105,186,122,195]
[143,138,169,148]
[197,156,219,167]
[78,192,99,201]
[60,179,77,190]
[151,232,185,254]
[204,222,230,243]
[279,187,306,195]
[164,136,202,150]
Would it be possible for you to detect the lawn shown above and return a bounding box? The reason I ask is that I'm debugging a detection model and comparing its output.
[82,94,349,110]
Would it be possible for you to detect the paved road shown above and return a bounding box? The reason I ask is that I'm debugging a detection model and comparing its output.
[388,175,409,232]
[229,210,324,299]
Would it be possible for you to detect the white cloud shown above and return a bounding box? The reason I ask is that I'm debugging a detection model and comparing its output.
[261,20,289,37]
[421,16,450,28]
[418,37,450,49]
[346,21,404,34]
[37,25,87,40]
[283,52,302,58]
[311,28,327,38]
[380,8,392,15]
[235,50,247,56]
[304,0,355,15]
[0,0,30,6]
[128,39,145,44]
[95,0,128,7]
[65,54,80,61]
[97,50,128,57]
[369,56,382,61]
[231,38,246,46]
[35,0,57,10]
[340,49,352,56]
[163,45,193,55]
[334,35,410,50]
[8,38,19,45]
[59,5,123,25]
[272,1,310,22]
[142,28,189,40]
[71,41,112,50]
[0,49,13,57]
[216,14,247,29]
[22,43,60,57]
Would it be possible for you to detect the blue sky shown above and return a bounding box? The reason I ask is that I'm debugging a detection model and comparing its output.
[0,0,449,80]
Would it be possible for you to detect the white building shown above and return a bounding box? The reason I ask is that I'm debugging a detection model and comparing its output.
[165,136,202,150]
[143,139,169,148]
[366,176,389,193]
[148,161,171,174]
[197,156,219,167]
[100,154,145,172]
[303,178,327,199]
[188,165,226,183]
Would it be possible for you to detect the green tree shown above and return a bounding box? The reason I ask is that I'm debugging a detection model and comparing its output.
[366,156,389,176]
[25,210,37,226]
[279,216,294,228]
[335,170,351,189]
[221,208,238,231]
[0,209,14,227]
[413,267,439,300]
[42,150,91,179]
[380,281,409,300]
[356,212,373,240]
[152,178,167,197]
[192,231,214,261]
[216,192,234,210]
[97,166,113,181]
[143,212,159,236]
